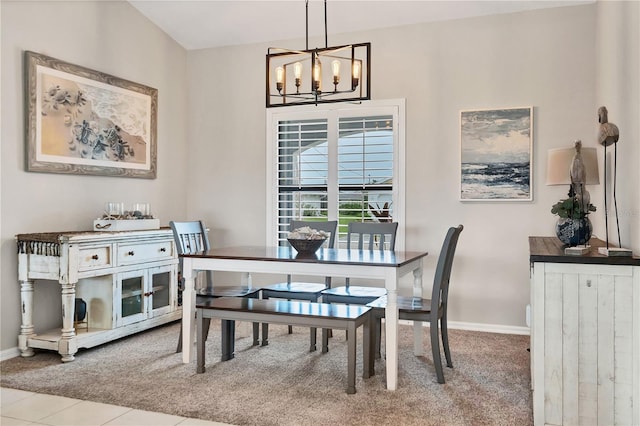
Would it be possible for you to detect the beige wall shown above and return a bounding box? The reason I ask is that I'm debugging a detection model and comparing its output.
[1,1,638,354]
[187,4,609,330]
[0,1,189,350]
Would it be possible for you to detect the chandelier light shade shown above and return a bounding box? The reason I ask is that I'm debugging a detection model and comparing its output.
[266,1,371,108]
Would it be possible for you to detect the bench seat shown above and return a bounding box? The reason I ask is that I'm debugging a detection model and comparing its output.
[196,297,373,394]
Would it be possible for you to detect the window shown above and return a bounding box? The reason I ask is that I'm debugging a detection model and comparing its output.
[266,100,405,249]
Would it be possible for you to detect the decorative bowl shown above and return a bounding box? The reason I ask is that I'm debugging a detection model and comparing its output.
[287,238,326,254]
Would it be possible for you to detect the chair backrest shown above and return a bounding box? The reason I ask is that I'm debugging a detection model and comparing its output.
[290,220,338,249]
[169,220,212,291]
[346,222,398,251]
[431,225,464,314]
[169,220,210,254]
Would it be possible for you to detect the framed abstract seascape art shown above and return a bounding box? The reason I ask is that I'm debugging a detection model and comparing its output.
[460,107,533,201]
[25,51,158,178]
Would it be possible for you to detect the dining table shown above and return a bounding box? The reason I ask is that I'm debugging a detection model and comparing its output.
[180,245,429,391]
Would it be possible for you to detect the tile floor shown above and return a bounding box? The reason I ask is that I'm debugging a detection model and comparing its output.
[0,387,233,426]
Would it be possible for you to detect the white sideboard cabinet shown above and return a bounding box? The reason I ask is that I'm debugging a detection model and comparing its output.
[17,229,181,362]
[529,237,639,425]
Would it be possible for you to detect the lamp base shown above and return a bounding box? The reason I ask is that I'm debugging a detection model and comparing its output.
[564,245,591,255]
[597,247,633,257]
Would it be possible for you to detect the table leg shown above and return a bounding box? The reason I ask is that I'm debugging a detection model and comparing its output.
[182,258,196,363]
[385,271,399,391]
[413,263,424,356]
[196,309,205,373]
[363,313,373,379]
[347,322,356,394]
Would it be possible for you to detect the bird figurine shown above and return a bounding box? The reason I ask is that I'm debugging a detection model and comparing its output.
[598,106,620,146]
[597,106,623,251]
[570,140,590,213]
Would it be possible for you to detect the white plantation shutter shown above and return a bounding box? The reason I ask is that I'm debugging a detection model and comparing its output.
[269,101,404,248]
[277,118,328,243]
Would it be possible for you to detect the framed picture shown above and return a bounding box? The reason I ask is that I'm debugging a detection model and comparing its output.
[460,106,533,201]
[25,51,158,178]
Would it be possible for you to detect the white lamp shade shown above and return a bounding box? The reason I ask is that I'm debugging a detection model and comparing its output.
[546,147,599,185]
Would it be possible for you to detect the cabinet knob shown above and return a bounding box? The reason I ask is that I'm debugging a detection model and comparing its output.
[586,280,592,287]
[160,247,166,252]
[91,254,99,260]
[128,251,135,256]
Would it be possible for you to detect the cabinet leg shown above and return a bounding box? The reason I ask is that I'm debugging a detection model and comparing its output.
[18,280,36,357]
[59,282,78,362]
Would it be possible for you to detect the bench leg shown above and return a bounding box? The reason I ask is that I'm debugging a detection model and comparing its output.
[196,310,205,373]
[252,322,260,346]
[322,328,329,353]
[347,323,356,394]
[221,319,235,361]
[310,327,317,352]
[261,323,269,347]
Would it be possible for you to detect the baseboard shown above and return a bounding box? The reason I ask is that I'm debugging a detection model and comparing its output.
[1,347,21,361]
[397,319,530,336]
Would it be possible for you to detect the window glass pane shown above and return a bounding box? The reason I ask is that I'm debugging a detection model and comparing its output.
[337,190,393,247]
[338,116,393,186]
[278,118,328,187]
[277,191,328,244]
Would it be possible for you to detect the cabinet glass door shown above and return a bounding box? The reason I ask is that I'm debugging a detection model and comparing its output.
[149,264,174,316]
[118,270,147,326]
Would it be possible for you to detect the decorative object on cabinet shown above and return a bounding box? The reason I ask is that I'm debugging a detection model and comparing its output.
[460,107,533,201]
[547,140,599,251]
[597,106,631,256]
[24,51,158,178]
[16,229,180,362]
[528,236,639,425]
[266,0,370,107]
[94,202,160,231]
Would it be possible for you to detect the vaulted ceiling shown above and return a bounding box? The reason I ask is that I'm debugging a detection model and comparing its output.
[128,0,592,50]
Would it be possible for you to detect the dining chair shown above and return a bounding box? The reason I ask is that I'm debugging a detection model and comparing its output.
[321,221,398,305]
[366,224,463,384]
[260,220,338,351]
[170,220,261,352]
[319,221,398,350]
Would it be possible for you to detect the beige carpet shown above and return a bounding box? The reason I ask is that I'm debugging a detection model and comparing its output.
[1,321,532,425]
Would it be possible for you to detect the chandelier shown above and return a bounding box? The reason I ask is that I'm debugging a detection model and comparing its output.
[266,0,371,108]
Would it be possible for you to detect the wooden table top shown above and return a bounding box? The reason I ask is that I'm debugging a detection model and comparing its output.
[181,246,428,268]
[529,236,639,266]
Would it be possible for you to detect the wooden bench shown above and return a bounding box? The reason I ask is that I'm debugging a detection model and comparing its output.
[196,297,373,394]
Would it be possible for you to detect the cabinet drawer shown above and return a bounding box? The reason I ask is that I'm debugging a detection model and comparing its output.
[78,245,113,271]
[117,240,174,265]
